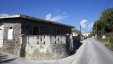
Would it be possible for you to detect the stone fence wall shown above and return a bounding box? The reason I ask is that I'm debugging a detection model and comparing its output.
[22,35,68,60]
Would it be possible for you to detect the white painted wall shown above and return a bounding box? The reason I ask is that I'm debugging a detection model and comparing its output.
[82,33,90,37]
[0,25,4,47]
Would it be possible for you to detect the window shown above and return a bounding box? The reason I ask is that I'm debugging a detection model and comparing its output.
[43,41,45,44]
[55,41,56,44]
[54,28,57,35]
[65,30,69,34]
[33,27,39,35]
[8,27,13,40]
[57,30,60,34]
[55,35,56,38]
[61,29,65,35]
[41,26,46,35]
[58,38,59,41]
[44,36,45,39]
[37,36,39,39]
[40,38,42,42]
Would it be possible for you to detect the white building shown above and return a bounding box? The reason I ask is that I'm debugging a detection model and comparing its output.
[82,32,90,37]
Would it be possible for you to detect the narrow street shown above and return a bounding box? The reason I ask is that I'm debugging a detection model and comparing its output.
[71,38,113,64]
[1,38,113,64]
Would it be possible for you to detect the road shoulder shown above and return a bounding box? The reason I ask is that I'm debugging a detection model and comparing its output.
[94,38,113,56]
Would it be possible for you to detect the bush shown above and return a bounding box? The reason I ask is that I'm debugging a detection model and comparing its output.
[106,36,113,50]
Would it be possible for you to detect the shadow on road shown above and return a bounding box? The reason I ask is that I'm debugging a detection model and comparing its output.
[0,53,16,63]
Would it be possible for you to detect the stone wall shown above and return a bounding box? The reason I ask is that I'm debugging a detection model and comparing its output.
[0,24,4,47]
[25,44,68,60]
[1,22,21,56]
[24,35,68,60]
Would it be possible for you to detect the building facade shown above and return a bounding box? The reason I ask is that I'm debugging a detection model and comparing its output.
[0,14,74,60]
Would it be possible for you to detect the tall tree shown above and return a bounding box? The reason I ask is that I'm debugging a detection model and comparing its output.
[93,8,113,36]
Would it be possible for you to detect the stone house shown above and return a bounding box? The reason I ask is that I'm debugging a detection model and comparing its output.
[0,14,74,60]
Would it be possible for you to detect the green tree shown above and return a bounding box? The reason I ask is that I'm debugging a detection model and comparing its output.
[101,8,113,33]
[92,8,113,36]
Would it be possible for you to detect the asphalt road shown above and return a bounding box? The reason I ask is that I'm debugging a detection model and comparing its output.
[1,38,113,64]
[72,38,113,64]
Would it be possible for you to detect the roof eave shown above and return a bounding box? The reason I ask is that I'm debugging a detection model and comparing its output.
[0,14,74,28]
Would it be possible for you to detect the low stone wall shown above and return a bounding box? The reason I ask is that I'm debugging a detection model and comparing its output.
[25,44,68,60]
[22,35,68,60]
[0,47,14,54]
[0,45,20,56]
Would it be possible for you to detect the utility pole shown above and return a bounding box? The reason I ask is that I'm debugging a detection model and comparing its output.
[96,21,98,38]
[80,25,81,35]
[80,24,82,40]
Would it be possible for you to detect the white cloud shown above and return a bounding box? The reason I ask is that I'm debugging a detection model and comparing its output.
[80,19,94,32]
[50,15,68,21]
[45,14,52,20]
[0,14,9,17]
[80,19,87,28]
[45,13,68,21]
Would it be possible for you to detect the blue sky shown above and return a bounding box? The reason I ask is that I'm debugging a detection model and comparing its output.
[0,0,113,32]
